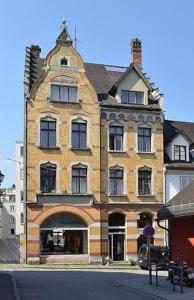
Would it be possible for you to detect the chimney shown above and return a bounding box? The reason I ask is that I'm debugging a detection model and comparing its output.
[130,38,142,69]
[30,45,41,58]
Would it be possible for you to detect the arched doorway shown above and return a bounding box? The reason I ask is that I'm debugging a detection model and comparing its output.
[40,213,88,255]
[137,212,154,252]
[108,213,125,261]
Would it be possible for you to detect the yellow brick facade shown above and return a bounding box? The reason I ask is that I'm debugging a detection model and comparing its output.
[25,28,164,263]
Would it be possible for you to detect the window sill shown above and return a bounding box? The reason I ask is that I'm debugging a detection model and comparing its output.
[108,194,127,197]
[70,193,93,196]
[108,150,126,153]
[70,147,91,151]
[48,98,81,104]
[137,151,154,154]
[137,194,155,197]
[38,146,60,150]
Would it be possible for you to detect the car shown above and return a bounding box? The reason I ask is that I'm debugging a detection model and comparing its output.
[138,244,169,270]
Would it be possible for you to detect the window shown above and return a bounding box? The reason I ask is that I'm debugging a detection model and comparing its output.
[20,169,24,180]
[61,58,68,66]
[138,167,152,195]
[121,90,144,104]
[11,229,15,235]
[109,167,123,195]
[72,121,87,148]
[138,127,151,152]
[9,195,15,202]
[20,146,24,157]
[180,176,194,190]
[10,205,15,212]
[174,145,186,161]
[72,164,87,194]
[20,213,24,224]
[40,163,56,193]
[20,191,24,202]
[109,126,123,151]
[51,85,77,102]
[40,120,56,148]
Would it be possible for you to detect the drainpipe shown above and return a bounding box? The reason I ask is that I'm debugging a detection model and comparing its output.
[156,218,172,260]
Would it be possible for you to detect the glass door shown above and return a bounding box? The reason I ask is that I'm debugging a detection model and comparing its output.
[109,233,125,261]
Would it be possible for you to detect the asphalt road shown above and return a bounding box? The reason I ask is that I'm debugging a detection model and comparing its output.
[13,270,165,300]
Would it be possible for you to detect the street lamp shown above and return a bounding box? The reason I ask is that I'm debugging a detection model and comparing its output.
[0,171,4,186]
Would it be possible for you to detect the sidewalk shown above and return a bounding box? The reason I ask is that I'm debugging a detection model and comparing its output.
[119,270,194,300]
[0,272,19,300]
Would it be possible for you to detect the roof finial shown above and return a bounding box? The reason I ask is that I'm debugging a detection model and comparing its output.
[60,18,67,32]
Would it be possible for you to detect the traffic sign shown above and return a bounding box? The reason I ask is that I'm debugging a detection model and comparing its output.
[143,225,155,237]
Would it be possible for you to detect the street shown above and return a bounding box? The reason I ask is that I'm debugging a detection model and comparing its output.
[12,270,164,300]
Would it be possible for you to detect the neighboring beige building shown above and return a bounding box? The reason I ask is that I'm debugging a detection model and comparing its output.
[24,23,164,264]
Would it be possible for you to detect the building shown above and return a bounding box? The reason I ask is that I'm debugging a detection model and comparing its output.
[164,120,194,203]
[24,24,165,264]
[15,141,24,235]
[0,185,16,238]
[158,180,194,267]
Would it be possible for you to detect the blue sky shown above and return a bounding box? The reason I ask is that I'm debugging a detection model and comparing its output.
[0,0,194,186]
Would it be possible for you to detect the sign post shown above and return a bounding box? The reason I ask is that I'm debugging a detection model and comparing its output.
[143,226,155,285]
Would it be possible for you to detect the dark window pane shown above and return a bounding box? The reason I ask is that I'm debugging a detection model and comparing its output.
[128,91,136,103]
[69,87,77,102]
[40,164,56,193]
[138,127,151,152]
[72,132,79,148]
[136,92,144,104]
[40,120,56,147]
[121,90,129,103]
[109,168,123,194]
[72,167,87,194]
[109,126,123,151]
[138,169,151,195]
[72,122,87,148]
[51,85,59,101]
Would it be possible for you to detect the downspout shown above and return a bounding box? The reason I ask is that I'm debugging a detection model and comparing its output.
[156,218,172,260]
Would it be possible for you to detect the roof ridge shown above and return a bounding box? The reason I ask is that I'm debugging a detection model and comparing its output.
[84,62,127,68]
[165,119,194,125]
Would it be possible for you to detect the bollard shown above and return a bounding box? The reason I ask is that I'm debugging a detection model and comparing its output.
[156,267,158,287]
[180,266,184,294]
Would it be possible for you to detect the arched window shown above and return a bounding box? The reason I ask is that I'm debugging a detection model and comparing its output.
[109,166,123,195]
[72,119,87,148]
[40,118,56,148]
[108,213,125,227]
[72,163,87,194]
[138,166,152,195]
[60,57,68,66]
[40,162,56,193]
[137,212,153,228]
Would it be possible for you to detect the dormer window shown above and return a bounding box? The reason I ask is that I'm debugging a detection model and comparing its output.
[51,85,77,102]
[121,90,144,104]
[60,57,68,66]
[174,145,186,161]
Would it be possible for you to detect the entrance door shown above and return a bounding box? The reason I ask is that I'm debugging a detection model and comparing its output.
[109,233,125,261]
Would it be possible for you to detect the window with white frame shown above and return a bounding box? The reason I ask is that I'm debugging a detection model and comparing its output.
[138,167,152,195]
[72,120,87,148]
[20,169,24,180]
[109,166,123,195]
[121,90,144,104]
[138,127,151,152]
[180,176,194,190]
[40,162,56,193]
[40,119,56,148]
[10,205,15,212]
[20,213,24,224]
[72,164,87,194]
[109,125,123,151]
[20,146,24,157]
[51,85,77,102]
[20,191,24,202]
[174,145,186,161]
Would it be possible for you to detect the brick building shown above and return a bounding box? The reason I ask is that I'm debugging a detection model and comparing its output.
[24,23,165,263]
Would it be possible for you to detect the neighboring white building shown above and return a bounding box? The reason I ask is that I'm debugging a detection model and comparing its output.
[15,141,24,235]
[0,185,16,238]
[164,120,194,203]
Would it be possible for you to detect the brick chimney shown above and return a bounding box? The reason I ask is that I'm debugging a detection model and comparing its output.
[30,45,41,58]
[130,38,142,68]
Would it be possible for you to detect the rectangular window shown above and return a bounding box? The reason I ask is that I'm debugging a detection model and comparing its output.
[40,164,56,193]
[20,213,24,224]
[20,146,24,157]
[20,169,24,180]
[11,229,15,235]
[72,167,87,194]
[20,191,24,202]
[51,85,77,102]
[10,205,15,212]
[72,122,87,148]
[138,169,151,195]
[109,168,123,195]
[121,90,144,104]
[40,120,56,148]
[109,126,123,151]
[180,176,194,190]
[174,145,186,161]
[138,127,151,152]
[9,195,15,202]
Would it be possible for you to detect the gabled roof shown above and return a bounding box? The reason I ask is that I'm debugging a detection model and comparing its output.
[113,63,153,91]
[157,181,194,219]
[164,120,194,145]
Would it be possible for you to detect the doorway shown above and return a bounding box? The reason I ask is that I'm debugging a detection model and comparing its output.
[109,233,125,261]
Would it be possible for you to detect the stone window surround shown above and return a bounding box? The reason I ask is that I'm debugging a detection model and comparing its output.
[107,165,128,196]
[107,120,127,152]
[68,161,92,195]
[68,115,91,149]
[136,165,155,196]
[135,121,155,153]
[36,160,60,194]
